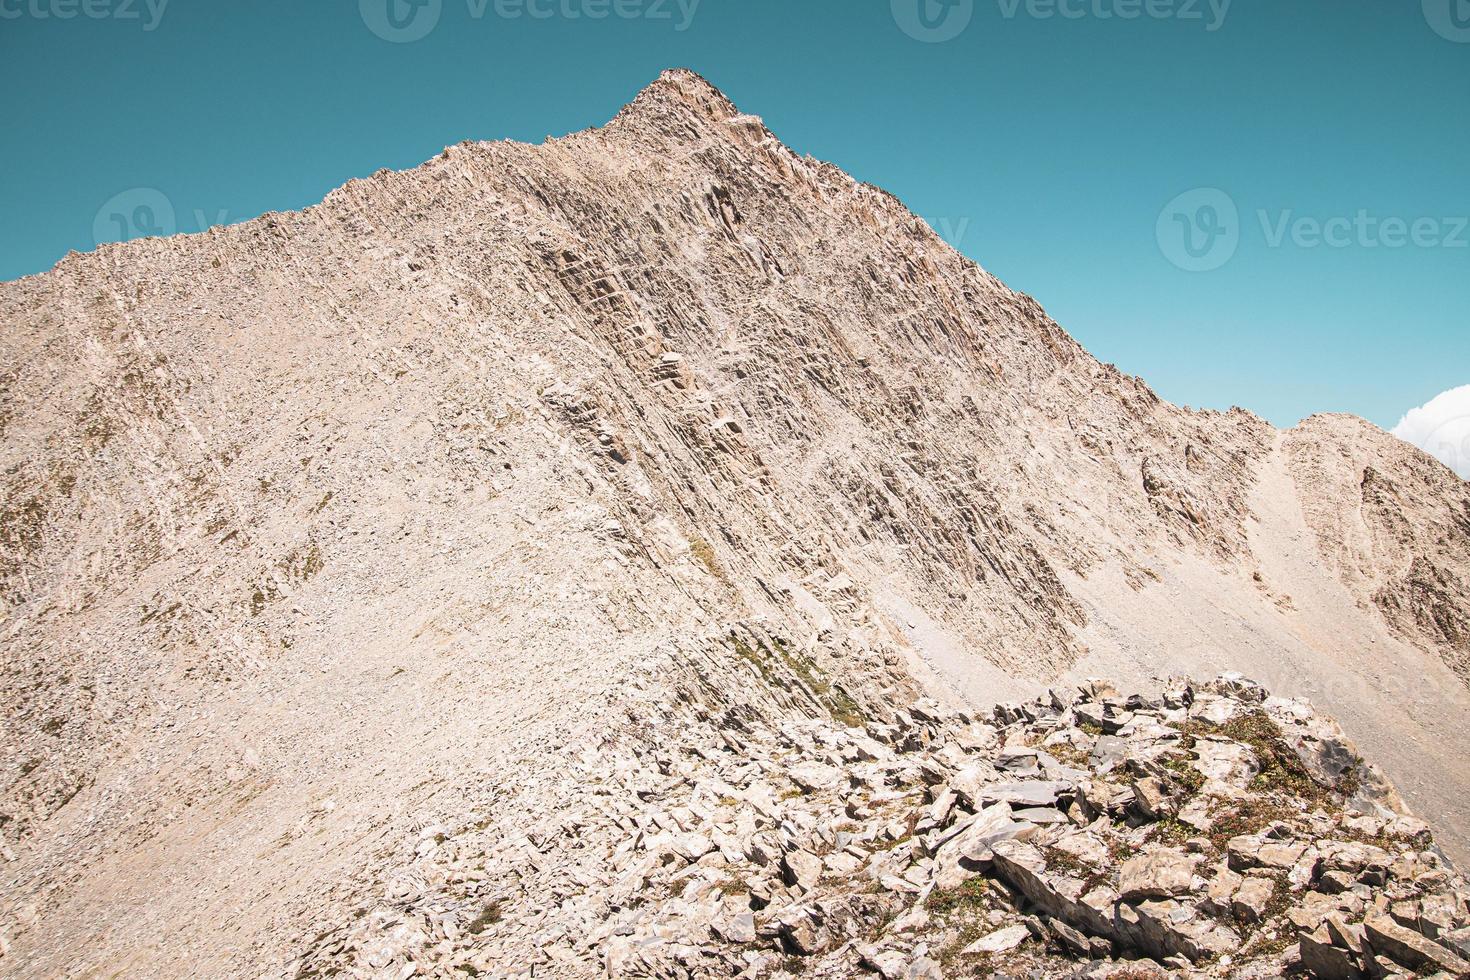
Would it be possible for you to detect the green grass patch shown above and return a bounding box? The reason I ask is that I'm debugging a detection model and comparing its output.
[1172,711,1333,803]
[926,875,990,915]
[1145,816,1194,847]
[727,633,869,727]
[688,537,727,583]
[1159,752,1205,794]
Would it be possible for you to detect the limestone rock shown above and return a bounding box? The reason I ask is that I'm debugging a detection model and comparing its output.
[1118,849,1201,901]
[1363,914,1470,975]
[961,923,1030,954]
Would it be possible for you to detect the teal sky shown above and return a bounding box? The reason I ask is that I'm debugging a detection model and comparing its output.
[1,0,1466,429]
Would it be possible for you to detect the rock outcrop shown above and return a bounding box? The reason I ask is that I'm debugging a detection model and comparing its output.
[291,670,1470,979]
[1,69,1468,977]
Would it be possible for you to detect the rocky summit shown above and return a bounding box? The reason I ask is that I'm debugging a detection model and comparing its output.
[1,70,1469,978]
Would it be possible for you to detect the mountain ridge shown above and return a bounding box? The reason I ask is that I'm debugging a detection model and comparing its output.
[1,67,1468,977]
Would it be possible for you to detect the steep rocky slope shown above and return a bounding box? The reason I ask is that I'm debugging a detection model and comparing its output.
[1,69,1467,977]
[1284,415,1470,675]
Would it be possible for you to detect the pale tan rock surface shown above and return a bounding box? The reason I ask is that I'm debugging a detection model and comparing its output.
[1,69,1467,977]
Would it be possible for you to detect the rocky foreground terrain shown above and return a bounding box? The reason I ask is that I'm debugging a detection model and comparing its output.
[2,70,1469,977]
[295,664,1470,979]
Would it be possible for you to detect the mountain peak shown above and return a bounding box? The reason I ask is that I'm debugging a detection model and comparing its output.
[3,68,1469,979]
[611,66,743,127]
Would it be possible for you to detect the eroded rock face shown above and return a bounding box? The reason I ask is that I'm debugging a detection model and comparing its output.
[1,69,1469,978]
[1285,416,1470,677]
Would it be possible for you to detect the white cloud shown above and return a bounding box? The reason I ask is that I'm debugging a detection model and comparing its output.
[1391,385,1470,480]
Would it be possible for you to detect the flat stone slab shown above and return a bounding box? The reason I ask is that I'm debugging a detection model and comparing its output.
[976,780,1073,808]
